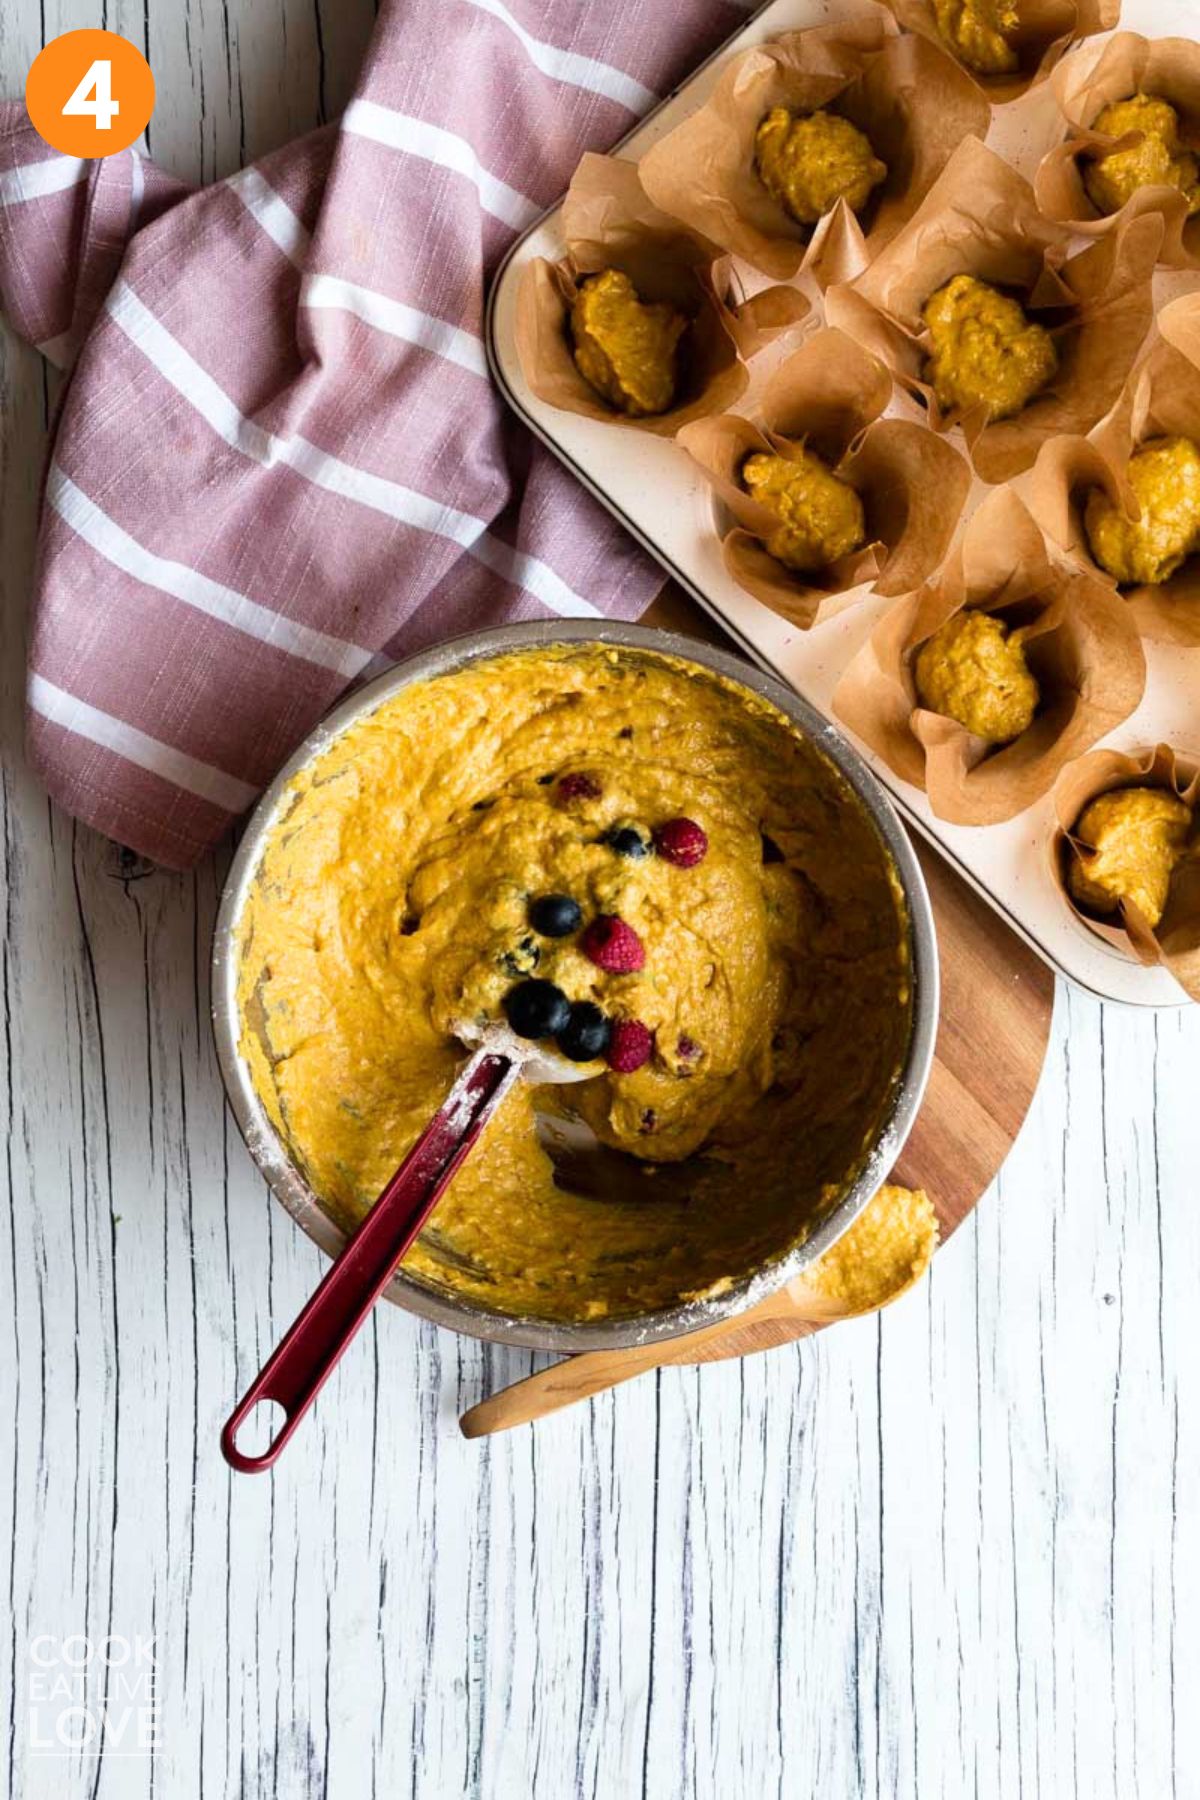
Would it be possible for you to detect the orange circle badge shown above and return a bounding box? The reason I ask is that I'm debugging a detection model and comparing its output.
[25,29,155,160]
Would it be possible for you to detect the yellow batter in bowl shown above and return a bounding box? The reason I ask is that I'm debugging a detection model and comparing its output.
[741,447,867,573]
[931,0,1020,76]
[1068,786,1192,926]
[754,106,887,228]
[569,269,688,416]
[1084,94,1200,219]
[1085,436,1200,587]
[923,274,1058,424]
[235,645,912,1323]
[914,610,1040,745]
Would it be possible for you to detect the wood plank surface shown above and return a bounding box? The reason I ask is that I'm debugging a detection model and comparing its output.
[2,8,1199,1800]
[892,839,1056,1231]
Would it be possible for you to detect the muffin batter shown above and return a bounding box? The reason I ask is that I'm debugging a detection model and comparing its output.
[1068,786,1192,925]
[742,447,867,573]
[807,1184,938,1309]
[1084,94,1200,219]
[923,275,1058,423]
[754,107,887,228]
[914,610,1040,744]
[237,647,911,1321]
[931,0,1020,76]
[1085,436,1200,586]
[570,269,688,416]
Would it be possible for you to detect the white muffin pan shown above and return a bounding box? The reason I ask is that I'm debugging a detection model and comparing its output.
[487,0,1200,1005]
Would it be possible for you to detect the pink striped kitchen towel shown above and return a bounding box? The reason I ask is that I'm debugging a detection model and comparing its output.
[0,0,750,869]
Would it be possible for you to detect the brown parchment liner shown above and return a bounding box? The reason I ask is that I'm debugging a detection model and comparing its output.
[674,328,970,630]
[514,153,809,437]
[825,136,1162,485]
[1051,744,1200,999]
[877,0,1118,106]
[1035,33,1200,270]
[832,486,1147,825]
[1028,292,1200,647]
[637,18,990,283]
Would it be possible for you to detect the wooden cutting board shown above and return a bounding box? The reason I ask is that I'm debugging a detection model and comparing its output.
[639,589,1057,1367]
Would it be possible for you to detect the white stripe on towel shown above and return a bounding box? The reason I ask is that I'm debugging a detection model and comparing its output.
[462,0,656,112]
[0,155,88,205]
[301,273,488,377]
[341,99,539,231]
[48,466,372,679]
[226,166,311,266]
[105,279,599,618]
[29,674,258,812]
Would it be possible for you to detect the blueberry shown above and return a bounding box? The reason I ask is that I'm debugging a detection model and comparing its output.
[503,980,570,1040]
[604,824,651,859]
[500,935,540,978]
[529,893,583,938]
[555,1001,612,1063]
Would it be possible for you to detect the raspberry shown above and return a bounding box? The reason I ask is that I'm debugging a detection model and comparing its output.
[607,1018,653,1073]
[654,817,708,867]
[677,1035,701,1060]
[557,772,600,804]
[580,915,645,973]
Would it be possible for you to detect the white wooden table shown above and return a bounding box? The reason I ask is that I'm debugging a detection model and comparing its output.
[2,5,1199,1796]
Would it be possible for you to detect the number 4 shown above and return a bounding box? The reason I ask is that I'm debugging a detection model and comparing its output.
[62,59,120,131]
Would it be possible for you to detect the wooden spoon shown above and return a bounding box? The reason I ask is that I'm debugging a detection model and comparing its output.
[459,1245,930,1439]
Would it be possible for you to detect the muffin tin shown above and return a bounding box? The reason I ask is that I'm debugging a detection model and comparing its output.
[487,0,1199,1006]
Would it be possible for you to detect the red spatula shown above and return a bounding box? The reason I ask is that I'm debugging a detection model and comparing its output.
[221,1027,588,1472]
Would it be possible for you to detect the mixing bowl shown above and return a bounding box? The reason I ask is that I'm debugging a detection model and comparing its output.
[212,620,938,1352]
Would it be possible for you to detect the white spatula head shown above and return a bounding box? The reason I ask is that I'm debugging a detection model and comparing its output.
[453,1018,599,1085]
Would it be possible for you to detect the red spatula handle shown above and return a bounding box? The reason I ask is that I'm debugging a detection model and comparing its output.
[221,1047,518,1473]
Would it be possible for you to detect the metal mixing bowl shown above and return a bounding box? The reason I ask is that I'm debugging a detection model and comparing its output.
[212,621,939,1352]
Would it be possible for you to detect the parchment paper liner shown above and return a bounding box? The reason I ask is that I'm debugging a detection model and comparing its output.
[824,136,1162,484]
[1029,293,1200,646]
[833,486,1147,825]
[877,0,1118,106]
[637,17,990,283]
[514,153,809,436]
[1035,33,1200,269]
[1051,743,1200,999]
[675,328,970,629]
